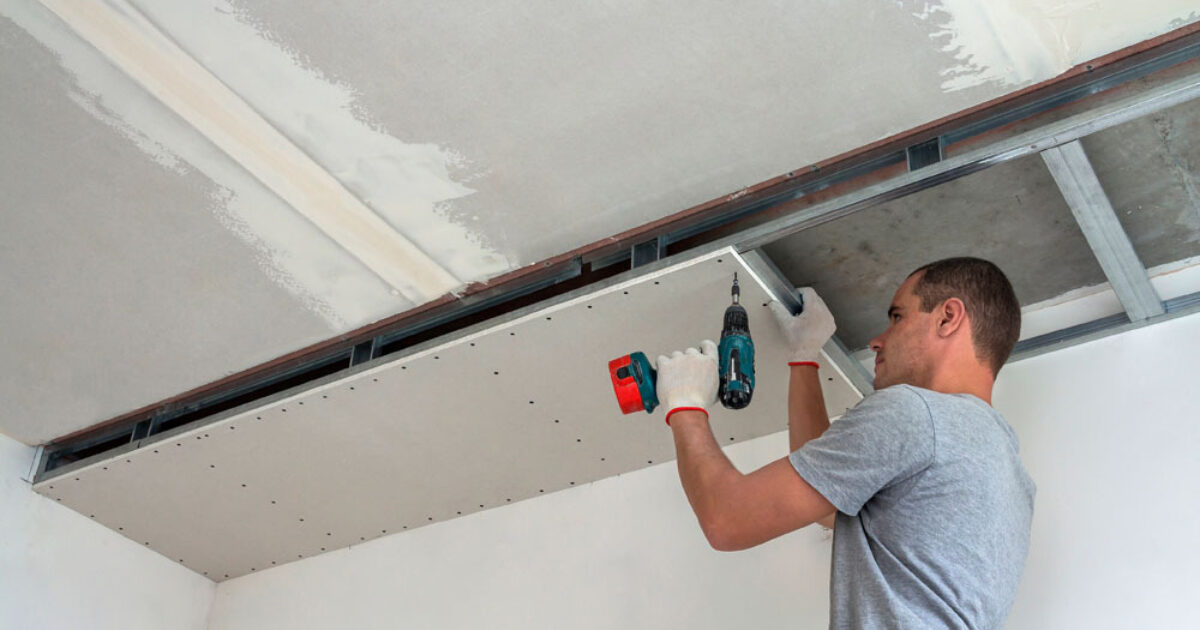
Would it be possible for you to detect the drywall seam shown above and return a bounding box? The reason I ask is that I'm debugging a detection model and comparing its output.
[33,0,460,304]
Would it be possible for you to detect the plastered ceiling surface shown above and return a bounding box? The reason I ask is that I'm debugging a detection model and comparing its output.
[33,249,862,581]
[0,0,1197,445]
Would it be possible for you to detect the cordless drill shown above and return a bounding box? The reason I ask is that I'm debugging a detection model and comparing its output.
[608,274,755,414]
[717,273,754,409]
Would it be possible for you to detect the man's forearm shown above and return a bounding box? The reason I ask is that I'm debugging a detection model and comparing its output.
[669,411,739,545]
[788,365,830,451]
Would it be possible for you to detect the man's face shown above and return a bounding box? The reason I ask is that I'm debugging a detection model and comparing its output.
[869,273,938,389]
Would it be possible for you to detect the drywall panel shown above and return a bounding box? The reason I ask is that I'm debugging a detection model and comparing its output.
[33,248,862,581]
[204,312,1200,630]
[0,433,214,630]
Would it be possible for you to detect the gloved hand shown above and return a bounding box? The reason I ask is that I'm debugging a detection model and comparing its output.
[655,339,719,425]
[768,287,836,365]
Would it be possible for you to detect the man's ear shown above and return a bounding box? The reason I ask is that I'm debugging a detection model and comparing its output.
[936,297,968,338]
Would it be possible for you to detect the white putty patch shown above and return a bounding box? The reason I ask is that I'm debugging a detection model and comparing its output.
[66,90,188,175]
[1,0,511,328]
[903,1,1200,92]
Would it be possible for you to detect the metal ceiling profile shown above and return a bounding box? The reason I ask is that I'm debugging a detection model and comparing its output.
[1041,141,1166,322]
[32,26,1200,477]
[36,0,461,303]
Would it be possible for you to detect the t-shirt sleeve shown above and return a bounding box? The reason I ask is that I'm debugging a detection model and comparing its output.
[789,385,935,516]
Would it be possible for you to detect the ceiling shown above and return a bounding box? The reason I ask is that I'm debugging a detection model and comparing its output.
[2,0,1199,447]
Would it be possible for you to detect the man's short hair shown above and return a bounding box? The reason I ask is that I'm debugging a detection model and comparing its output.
[909,258,1021,375]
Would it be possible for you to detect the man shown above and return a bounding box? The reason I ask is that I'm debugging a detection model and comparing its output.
[657,257,1035,629]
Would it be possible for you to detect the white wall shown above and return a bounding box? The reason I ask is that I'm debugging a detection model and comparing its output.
[210,312,1200,628]
[0,434,214,630]
[998,312,1200,628]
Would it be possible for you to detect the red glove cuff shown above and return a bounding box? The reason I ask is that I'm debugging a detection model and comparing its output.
[788,361,820,368]
[665,407,708,426]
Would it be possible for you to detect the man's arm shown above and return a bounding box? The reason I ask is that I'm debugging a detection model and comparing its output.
[786,364,836,529]
[670,409,835,551]
[656,289,840,550]
[770,289,839,529]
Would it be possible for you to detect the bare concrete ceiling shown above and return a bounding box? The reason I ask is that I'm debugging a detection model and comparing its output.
[1,0,1198,445]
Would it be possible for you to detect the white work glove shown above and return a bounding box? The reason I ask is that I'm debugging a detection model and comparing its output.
[655,339,719,425]
[768,287,836,365]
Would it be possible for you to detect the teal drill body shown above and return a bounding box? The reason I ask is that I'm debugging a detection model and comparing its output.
[608,273,755,414]
[718,273,755,409]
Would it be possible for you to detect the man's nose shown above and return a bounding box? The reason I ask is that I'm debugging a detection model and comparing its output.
[868,332,884,352]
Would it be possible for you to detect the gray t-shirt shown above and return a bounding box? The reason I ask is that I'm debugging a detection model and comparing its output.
[789,385,1035,629]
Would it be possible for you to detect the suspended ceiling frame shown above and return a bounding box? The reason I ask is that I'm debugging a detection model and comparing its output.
[35,33,1200,477]
[34,25,1200,451]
